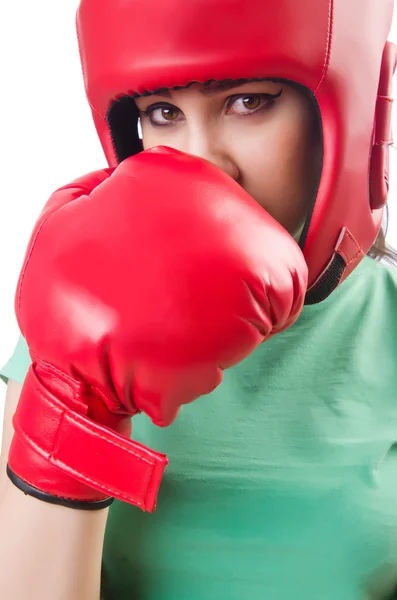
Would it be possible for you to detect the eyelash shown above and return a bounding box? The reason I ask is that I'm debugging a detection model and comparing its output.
[139,90,283,127]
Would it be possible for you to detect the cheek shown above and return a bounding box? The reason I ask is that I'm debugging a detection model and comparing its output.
[140,121,179,150]
[141,123,192,157]
[230,113,315,233]
[140,123,156,150]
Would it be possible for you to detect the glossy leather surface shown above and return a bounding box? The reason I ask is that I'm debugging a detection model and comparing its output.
[76,0,395,291]
[9,148,307,508]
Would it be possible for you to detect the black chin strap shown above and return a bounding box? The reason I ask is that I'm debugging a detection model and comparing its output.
[304,253,347,305]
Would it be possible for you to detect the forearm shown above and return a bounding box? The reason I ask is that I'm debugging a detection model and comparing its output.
[0,380,22,494]
[0,476,108,600]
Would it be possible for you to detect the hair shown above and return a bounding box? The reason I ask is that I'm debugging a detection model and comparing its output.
[367,205,397,267]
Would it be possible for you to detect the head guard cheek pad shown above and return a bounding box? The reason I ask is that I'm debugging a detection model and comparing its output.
[76,0,396,303]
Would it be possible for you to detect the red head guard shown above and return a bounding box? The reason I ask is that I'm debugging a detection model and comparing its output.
[76,0,396,303]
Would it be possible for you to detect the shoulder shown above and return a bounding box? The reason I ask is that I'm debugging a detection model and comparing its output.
[344,257,397,346]
[334,256,397,302]
[299,256,397,337]
[360,255,397,279]
[354,256,397,300]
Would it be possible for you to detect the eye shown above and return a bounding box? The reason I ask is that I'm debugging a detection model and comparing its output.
[226,91,282,116]
[139,104,182,126]
[158,107,179,121]
[241,96,261,110]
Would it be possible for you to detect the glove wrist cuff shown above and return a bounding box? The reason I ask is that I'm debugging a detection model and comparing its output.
[8,365,168,512]
[6,464,114,510]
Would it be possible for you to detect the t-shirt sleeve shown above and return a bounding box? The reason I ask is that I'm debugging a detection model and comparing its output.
[0,336,31,385]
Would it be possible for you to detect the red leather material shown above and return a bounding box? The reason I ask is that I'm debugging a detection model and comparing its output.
[9,147,308,508]
[76,0,328,116]
[9,365,167,510]
[369,42,397,211]
[76,0,395,292]
[334,228,363,269]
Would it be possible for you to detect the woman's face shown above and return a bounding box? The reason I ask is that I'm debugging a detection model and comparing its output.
[135,80,321,238]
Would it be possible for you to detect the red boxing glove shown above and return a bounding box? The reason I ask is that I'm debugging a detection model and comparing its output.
[7,147,307,511]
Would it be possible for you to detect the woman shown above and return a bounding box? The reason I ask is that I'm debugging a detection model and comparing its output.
[1,0,397,598]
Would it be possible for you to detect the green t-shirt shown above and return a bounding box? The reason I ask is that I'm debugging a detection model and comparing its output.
[2,256,397,600]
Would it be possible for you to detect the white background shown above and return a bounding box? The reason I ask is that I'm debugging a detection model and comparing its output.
[1,2,397,442]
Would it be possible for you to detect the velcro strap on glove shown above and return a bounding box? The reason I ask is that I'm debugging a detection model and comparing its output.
[8,366,168,512]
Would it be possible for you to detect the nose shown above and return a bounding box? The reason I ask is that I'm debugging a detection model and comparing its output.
[185,130,240,181]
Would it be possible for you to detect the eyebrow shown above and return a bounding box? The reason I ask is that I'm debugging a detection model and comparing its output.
[149,80,273,98]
